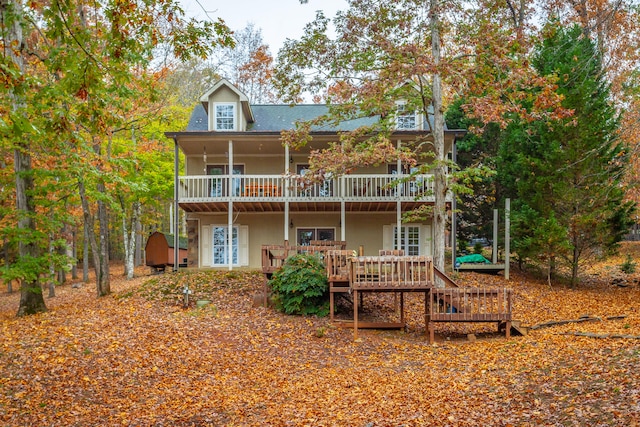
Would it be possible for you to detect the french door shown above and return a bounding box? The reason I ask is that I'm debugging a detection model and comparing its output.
[207,164,244,197]
[212,226,238,266]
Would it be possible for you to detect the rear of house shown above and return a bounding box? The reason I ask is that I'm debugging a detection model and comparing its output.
[165,79,463,270]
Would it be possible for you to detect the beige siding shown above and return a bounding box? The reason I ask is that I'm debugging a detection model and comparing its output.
[193,212,433,269]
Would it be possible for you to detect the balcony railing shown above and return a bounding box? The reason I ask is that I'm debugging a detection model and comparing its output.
[178,174,438,202]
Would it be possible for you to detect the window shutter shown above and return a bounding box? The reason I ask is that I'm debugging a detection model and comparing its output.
[382,225,393,250]
[239,225,249,266]
[201,225,211,267]
[423,224,432,256]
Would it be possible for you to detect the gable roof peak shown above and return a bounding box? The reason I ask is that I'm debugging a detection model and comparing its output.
[199,78,249,104]
[199,78,254,124]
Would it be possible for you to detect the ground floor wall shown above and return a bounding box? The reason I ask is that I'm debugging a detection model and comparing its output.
[185,212,434,270]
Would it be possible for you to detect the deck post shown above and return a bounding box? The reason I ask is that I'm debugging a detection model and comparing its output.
[330,291,335,322]
[505,198,510,280]
[353,289,359,340]
[424,292,428,337]
[400,292,405,324]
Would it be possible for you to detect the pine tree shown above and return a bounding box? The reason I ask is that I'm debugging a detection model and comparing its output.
[499,23,634,286]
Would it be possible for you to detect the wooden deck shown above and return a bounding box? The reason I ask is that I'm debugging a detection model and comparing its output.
[261,245,513,343]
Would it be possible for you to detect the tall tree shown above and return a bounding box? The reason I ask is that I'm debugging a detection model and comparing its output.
[1,0,232,312]
[276,0,559,273]
[499,23,634,285]
[1,0,47,315]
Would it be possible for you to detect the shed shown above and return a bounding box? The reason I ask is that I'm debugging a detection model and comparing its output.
[145,232,188,271]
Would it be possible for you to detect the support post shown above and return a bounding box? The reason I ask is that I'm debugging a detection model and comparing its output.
[173,138,180,271]
[505,198,510,280]
[353,289,359,340]
[228,140,233,271]
[493,209,498,264]
[340,200,346,242]
[284,145,290,242]
[451,139,457,268]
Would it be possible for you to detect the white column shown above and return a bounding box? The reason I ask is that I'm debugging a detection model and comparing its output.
[493,209,499,264]
[341,200,346,241]
[228,140,234,271]
[173,138,180,271]
[396,139,402,250]
[284,144,290,242]
[505,198,510,280]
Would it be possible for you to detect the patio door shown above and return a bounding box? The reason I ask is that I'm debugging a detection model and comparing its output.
[212,226,238,266]
[207,164,244,196]
[201,224,248,267]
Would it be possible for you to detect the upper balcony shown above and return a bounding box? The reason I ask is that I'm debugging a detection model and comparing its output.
[178,173,446,213]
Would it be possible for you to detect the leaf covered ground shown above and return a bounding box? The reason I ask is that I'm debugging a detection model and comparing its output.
[1,245,640,426]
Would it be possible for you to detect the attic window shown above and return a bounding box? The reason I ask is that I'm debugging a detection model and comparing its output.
[396,101,418,130]
[214,103,236,131]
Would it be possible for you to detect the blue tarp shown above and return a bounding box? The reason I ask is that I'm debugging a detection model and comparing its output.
[455,254,491,264]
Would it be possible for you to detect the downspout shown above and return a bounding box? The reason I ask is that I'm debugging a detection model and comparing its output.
[173,137,180,271]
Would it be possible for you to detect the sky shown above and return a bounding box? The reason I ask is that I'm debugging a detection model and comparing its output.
[182,0,347,54]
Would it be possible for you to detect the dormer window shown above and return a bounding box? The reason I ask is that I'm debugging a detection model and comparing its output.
[395,101,419,130]
[214,102,236,131]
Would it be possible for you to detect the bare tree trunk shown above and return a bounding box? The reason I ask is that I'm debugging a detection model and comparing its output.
[48,238,56,298]
[78,179,104,296]
[83,220,89,283]
[71,228,78,280]
[3,0,47,316]
[430,0,446,282]
[134,208,142,267]
[96,182,110,295]
[122,199,140,279]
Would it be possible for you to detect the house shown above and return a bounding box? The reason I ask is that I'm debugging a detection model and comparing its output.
[165,79,464,270]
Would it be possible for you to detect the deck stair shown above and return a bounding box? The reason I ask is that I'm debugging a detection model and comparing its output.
[346,255,513,342]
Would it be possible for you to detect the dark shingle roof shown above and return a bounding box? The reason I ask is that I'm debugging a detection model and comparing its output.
[186,103,442,132]
[249,105,377,131]
[187,104,209,131]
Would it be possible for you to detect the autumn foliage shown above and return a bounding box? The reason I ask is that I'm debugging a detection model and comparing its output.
[1,243,639,426]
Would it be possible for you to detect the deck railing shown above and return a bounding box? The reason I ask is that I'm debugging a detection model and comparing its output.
[428,288,512,322]
[179,174,436,202]
[261,242,347,276]
[349,255,435,291]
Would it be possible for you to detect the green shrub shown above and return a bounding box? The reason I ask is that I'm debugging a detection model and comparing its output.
[621,254,636,274]
[473,242,483,254]
[268,253,329,316]
[457,238,468,254]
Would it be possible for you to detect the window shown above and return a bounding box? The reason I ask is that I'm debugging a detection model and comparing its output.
[214,103,236,131]
[395,101,418,130]
[297,228,335,246]
[393,226,420,255]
